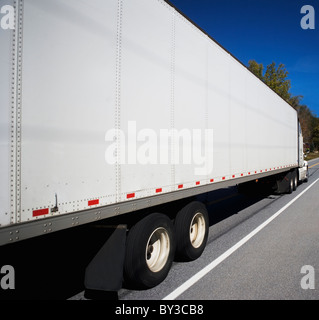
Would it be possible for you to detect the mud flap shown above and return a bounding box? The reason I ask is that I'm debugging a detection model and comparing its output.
[84,225,127,292]
[275,170,295,194]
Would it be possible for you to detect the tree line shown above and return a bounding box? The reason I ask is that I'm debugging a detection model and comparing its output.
[248,60,319,152]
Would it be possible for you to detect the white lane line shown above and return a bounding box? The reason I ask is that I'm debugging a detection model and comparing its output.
[163,177,319,300]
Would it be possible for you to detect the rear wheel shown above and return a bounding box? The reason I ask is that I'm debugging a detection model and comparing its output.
[287,173,294,194]
[174,201,209,261]
[124,213,175,289]
[293,172,298,191]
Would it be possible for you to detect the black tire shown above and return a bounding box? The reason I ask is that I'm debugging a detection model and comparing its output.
[293,171,298,191]
[124,213,175,289]
[287,173,294,194]
[174,201,209,261]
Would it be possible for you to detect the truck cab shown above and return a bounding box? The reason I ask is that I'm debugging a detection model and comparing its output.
[298,121,309,182]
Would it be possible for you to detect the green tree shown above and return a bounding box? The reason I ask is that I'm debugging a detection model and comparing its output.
[288,95,303,110]
[263,62,291,102]
[296,104,313,144]
[248,60,264,81]
[248,60,291,102]
[311,117,319,151]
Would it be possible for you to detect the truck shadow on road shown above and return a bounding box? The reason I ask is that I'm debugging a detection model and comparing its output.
[202,185,276,228]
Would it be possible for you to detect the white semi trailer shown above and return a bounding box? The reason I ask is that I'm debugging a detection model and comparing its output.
[0,0,308,291]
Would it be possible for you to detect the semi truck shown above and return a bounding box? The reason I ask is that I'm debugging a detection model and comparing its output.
[0,0,308,292]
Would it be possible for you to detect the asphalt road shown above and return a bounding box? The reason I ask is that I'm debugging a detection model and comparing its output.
[1,158,319,300]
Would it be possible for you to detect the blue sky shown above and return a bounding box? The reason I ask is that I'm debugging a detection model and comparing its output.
[169,0,319,117]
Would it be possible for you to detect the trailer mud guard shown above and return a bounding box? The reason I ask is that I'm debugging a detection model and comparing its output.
[84,225,127,292]
[275,170,297,194]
